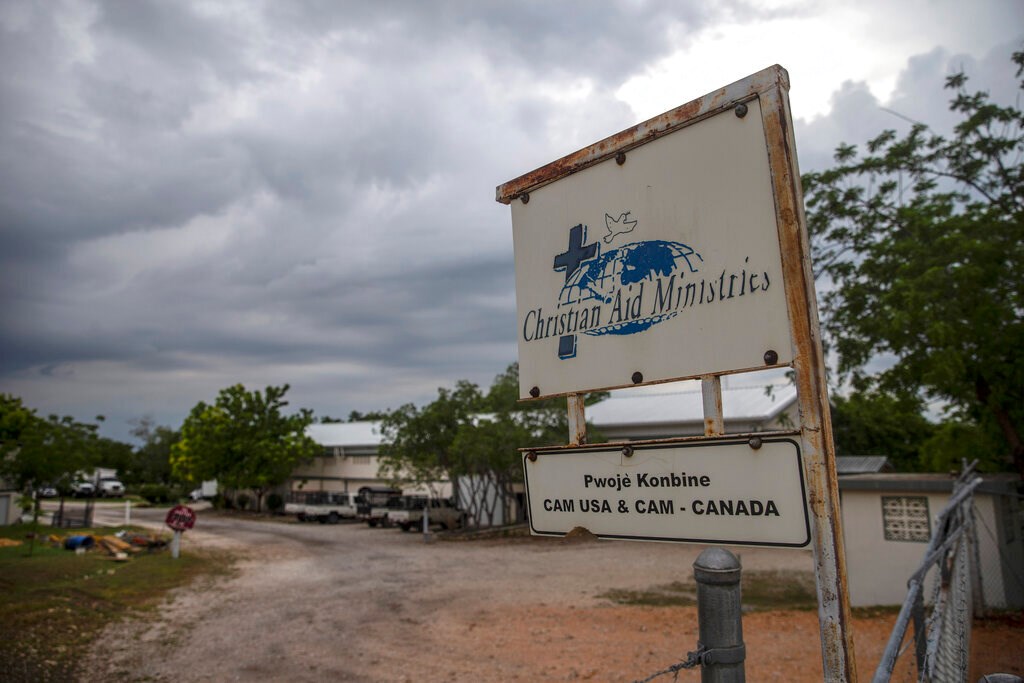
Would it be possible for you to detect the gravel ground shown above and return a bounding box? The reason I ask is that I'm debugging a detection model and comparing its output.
[83,507,1023,682]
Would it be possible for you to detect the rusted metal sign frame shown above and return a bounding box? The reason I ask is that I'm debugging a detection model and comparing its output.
[497,65,857,681]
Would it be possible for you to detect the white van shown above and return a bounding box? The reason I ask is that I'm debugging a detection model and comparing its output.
[288,491,361,524]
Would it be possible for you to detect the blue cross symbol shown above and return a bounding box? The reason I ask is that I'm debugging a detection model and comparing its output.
[553,224,597,283]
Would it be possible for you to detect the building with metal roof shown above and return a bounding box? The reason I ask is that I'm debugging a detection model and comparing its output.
[587,381,798,440]
[835,455,892,476]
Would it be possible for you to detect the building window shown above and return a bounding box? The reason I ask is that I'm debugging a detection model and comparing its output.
[882,496,930,542]
[348,455,372,465]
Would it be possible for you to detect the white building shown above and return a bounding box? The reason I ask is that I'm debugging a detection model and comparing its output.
[290,422,389,494]
[585,381,798,441]
[839,472,1024,609]
[290,422,449,498]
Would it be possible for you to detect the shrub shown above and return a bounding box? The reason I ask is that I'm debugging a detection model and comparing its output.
[266,493,284,514]
[236,493,251,510]
[140,484,172,504]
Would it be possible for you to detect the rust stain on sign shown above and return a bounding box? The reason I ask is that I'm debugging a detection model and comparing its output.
[496,65,789,204]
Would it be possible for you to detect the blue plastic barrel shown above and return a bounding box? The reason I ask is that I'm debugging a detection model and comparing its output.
[63,535,95,550]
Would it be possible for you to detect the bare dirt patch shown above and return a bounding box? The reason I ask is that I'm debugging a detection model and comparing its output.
[83,514,1023,682]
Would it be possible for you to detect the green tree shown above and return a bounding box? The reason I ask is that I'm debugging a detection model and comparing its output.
[0,395,111,554]
[170,384,319,511]
[346,410,389,422]
[803,51,1024,476]
[127,417,181,486]
[0,396,105,495]
[377,380,482,498]
[451,363,569,526]
[89,420,134,481]
[379,363,606,527]
[830,389,936,471]
[919,418,1006,473]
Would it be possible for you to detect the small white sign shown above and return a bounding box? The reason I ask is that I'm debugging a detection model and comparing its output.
[524,438,809,547]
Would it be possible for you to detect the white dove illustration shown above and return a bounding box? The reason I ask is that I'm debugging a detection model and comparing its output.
[604,211,638,243]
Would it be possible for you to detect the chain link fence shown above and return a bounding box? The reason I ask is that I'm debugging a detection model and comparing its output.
[874,463,983,683]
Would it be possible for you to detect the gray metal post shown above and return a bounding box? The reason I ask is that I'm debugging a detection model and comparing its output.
[693,548,746,683]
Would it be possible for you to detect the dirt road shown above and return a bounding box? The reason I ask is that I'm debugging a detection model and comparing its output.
[85,507,1021,682]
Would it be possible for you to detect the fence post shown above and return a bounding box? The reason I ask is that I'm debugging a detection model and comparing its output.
[693,547,746,682]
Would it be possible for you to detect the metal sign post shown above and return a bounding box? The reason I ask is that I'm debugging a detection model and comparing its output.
[497,65,857,681]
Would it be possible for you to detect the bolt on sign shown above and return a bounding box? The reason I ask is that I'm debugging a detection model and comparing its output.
[497,65,858,681]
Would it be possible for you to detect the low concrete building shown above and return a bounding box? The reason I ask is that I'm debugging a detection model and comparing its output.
[839,473,1024,609]
[290,423,450,498]
[290,422,389,494]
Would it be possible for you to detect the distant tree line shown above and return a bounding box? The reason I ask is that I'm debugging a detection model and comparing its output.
[2,53,1021,528]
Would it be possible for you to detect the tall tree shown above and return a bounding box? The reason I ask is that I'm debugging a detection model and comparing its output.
[127,417,181,485]
[0,395,106,495]
[379,363,606,527]
[0,395,114,554]
[830,389,936,471]
[377,380,482,499]
[451,363,568,527]
[803,51,1024,476]
[170,384,319,511]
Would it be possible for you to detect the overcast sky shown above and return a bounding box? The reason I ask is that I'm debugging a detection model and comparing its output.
[1,0,1021,443]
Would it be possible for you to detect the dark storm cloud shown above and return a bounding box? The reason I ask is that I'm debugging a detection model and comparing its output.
[0,0,1019,440]
[260,0,707,86]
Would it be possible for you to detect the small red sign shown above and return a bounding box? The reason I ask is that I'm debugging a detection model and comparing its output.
[165,504,197,531]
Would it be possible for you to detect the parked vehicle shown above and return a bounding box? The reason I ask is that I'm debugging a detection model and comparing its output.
[309,491,360,524]
[356,486,403,527]
[97,477,125,497]
[189,480,218,501]
[71,481,95,498]
[284,492,307,518]
[36,485,58,498]
[286,491,362,524]
[387,496,466,532]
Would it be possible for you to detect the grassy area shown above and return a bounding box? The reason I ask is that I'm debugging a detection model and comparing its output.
[599,569,819,610]
[0,523,233,682]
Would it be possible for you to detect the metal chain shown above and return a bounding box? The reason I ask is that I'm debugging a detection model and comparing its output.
[633,647,705,683]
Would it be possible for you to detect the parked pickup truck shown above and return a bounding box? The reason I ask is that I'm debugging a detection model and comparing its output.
[286,491,361,524]
[97,477,125,497]
[71,481,96,498]
[387,496,466,532]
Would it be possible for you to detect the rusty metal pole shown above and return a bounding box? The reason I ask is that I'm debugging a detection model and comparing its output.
[694,547,746,682]
[701,375,724,437]
[759,70,857,681]
[567,393,586,446]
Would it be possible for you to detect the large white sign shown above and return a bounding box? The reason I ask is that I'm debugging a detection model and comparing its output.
[524,438,810,547]
[509,97,792,399]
